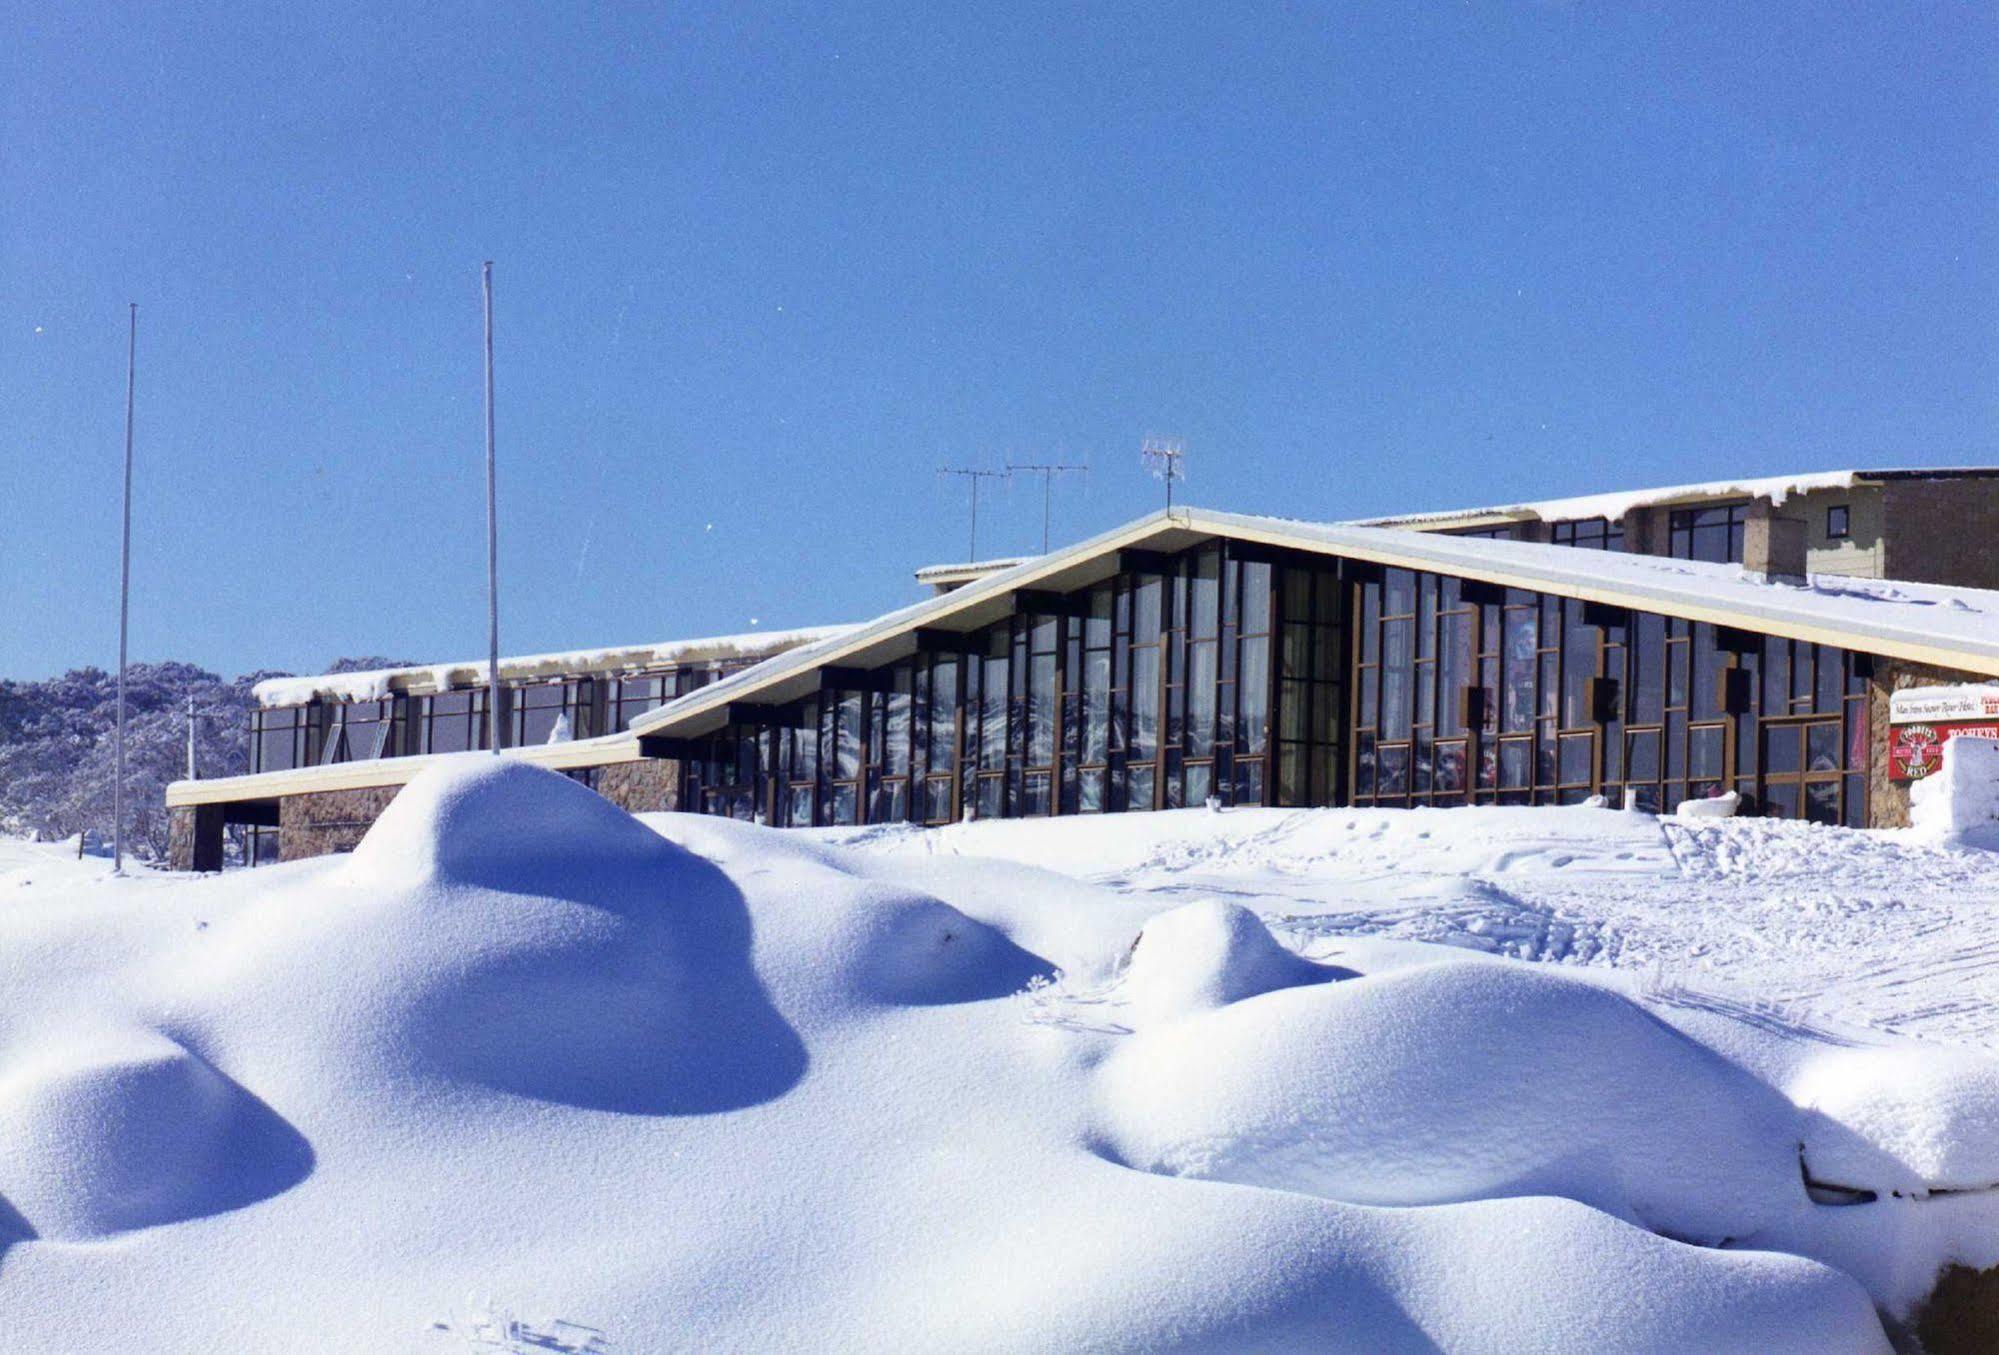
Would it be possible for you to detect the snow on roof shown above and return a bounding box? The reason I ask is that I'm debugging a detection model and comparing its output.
[1350,467,1999,530]
[634,505,1999,741]
[1208,507,1999,663]
[251,625,856,709]
[912,557,1033,583]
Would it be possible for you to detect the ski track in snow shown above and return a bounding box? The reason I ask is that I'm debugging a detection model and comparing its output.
[852,808,1999,1052]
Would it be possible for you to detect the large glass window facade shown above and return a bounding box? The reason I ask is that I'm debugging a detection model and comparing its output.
[246,658,744,774]
[673,539,1875,830]
[678,542,1301,829]
[1343,569,1870,823]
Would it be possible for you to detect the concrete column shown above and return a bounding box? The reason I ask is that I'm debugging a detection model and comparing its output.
[1620,506,1663,556]
[1743,497,1807,585]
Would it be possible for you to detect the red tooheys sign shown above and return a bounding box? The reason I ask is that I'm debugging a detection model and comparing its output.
[1887,686,1999,781]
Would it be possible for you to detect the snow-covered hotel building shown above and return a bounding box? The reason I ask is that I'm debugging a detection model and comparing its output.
[167,469,1999,869]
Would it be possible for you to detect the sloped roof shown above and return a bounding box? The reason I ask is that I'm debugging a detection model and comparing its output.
[631,505,1999,744]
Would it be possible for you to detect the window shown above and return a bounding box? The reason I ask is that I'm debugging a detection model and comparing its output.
[1550,517,1623,551]
[1668,503,1749,564]
[511,680,587,746]
[252,705,312,772]
[1827,504,1850,540]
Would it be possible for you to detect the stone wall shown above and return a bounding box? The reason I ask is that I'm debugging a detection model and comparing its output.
[167,803,226,872]
[596,758,680,815]
[1867,657,1988,829]
[279,785,403,862]
[1883,478,1999,591]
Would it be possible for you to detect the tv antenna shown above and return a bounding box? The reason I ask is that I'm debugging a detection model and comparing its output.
[1141,437,1186,513]
[1006,461,1088,553]
[938,465,1010,562]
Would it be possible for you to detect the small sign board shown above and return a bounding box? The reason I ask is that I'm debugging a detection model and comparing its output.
[1888,685,1999,781]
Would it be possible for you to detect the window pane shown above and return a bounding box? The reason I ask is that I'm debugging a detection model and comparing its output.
[1184,761,1212,806]
[1503,609,1537,732]
[1434,741,1467,792]
[1559,733,1593,785]
[886,683,911,776]
[1377,744,1410,795]
[1131,648,1160,757]
[835,693,863,779]
[1185,642,1217,758]
[1764,726,1801,774]
[1133,576,1162,645]
[1240,562,1271,633]
[1689,724,1724,779]
[1128,764,1156,812]
[1239,637,1269,754]
[1190,551,1220,638]
[1806,721,1841,773]
[928,659,959,770]
[923,776,954,824]
[1381,620,1413,739]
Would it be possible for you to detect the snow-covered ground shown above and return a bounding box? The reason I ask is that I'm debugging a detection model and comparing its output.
[825,802,1999,1052]
[2,761,1998,1352]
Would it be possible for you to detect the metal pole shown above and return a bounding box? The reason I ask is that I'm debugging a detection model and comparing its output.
[482,262,502,755]
[969,474,979,562]
[186,695,196,780]
[114,303,136,875]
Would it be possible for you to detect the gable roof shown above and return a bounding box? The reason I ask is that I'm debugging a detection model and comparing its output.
[630,505,1999,744]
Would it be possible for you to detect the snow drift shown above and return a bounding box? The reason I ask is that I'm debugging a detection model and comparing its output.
[8,763,1992,1350]
[1095,958,1802,1245]
[1119,898,1350,1026]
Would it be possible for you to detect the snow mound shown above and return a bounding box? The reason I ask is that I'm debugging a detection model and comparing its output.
[0,1027,310,1240]
[775,877,1046,1011]
[1121,900,1347,1026]
[1095,960,1801,1243]
[346,753,682,893]
[1909,735,1999,850]
[1792,1044,1999,1194]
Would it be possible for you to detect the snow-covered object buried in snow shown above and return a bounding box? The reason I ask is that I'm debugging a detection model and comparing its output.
[1909,735,1999,850]
[1120,899,1350,1027]
[1791,1043,1999,1196]
[1095,959,1803,1245]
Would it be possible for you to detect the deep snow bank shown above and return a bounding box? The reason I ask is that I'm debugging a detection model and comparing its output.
[1095,958,1802,1244]
[0,768,1971,1352]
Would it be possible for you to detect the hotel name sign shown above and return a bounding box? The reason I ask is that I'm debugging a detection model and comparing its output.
[1888,686,1999,782]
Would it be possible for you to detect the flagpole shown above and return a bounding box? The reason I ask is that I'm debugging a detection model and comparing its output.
[114,303,136,874]
[483,262,502,755]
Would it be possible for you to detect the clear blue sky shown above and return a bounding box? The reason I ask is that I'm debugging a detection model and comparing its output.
[4,2,1994,681]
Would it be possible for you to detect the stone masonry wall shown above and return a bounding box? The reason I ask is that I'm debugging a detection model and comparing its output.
[168,805,200,872]
[280,785,403,862]
[596,758,680,815]
[1868,657,1989,829]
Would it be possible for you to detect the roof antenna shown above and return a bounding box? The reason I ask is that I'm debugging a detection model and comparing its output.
[1141,437,1186,515]
[938,465,1010,562]
[1006,461,1088,553]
